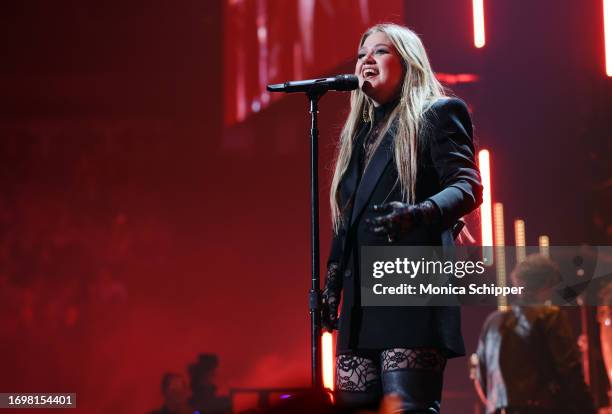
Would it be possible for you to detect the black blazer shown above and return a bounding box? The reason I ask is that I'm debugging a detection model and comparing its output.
[328,97,483,356]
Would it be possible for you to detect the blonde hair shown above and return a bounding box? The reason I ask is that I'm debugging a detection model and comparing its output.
[330,23,446,233]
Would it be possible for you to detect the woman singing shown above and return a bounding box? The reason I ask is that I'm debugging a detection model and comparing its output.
[321,24,483,413]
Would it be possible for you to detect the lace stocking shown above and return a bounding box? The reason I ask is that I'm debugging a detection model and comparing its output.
[381,348,447,372]
[336,353,380,392]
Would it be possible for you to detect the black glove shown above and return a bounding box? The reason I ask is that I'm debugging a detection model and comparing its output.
[321,262,342,332]
[365,200,440,242]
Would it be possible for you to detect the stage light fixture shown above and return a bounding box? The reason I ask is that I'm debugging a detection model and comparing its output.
[322,332,334,391]
[514,219,526,263]
[473,0,486,48]
[478,150,493,265]
[494,203,507,310]
[539,235,550,258]
[605,0,612,75]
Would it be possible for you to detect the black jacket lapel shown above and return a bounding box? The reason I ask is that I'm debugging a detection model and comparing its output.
[350,129,395,226]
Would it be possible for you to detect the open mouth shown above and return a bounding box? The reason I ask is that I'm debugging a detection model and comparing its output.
[363,68,378,80]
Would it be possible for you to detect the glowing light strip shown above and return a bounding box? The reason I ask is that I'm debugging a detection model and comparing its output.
[435,72,480,85]
[514,219,526,263]
[539,235,550,258]
[479,150,493,265]
[605,0,612,76]
[473,0,486,48]
[322,332,334,391]
[494,203,507,310]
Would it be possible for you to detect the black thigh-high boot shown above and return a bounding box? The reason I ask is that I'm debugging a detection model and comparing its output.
[335,389,382,411]
[380,348,446,414]
[381,369,443,414]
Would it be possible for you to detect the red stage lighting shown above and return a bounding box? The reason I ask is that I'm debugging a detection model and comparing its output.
[322,332,334,391]
[605,0,612,75]
[473,0,486,48]
[435,72,480,85]
[479,150,493,245]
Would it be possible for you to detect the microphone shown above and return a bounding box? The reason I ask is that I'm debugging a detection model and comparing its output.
[267,74,358,94]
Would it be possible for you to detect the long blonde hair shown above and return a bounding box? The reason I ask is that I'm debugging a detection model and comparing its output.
[330,23,446,233]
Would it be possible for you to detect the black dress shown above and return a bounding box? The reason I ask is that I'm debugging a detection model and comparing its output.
[328,97,483,356]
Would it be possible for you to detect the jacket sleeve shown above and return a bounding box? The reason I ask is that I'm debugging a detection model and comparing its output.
[544,310,596,413]
[475,312,496,396]
[425,98,483,229]
[475,329,487,393]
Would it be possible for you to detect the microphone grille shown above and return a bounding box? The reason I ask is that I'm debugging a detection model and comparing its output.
[335,74,358,91]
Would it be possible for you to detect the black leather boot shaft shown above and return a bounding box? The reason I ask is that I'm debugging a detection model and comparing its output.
[335,389,381,411]
[381,369,443,413]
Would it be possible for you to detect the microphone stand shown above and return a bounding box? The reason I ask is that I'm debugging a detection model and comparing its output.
[267,79,357,393]
[306,88,326,391]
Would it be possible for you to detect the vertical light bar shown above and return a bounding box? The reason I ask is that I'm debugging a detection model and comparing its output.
[473,0,486,48]
[514,219,526,264]
[494,203,507,311]
[322,332,334,391]
[539,235,550,258]
[605,0,612,76]
[479,150,493,265]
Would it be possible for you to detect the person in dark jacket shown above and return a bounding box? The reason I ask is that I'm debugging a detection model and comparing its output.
[150,372,192,414]
[475,254,596,414]
[321,23,483,413]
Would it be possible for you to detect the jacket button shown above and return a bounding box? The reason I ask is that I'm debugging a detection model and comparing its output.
[344,269,352,278]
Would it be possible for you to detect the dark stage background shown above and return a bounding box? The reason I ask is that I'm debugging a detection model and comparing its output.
[0,1,610,413]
